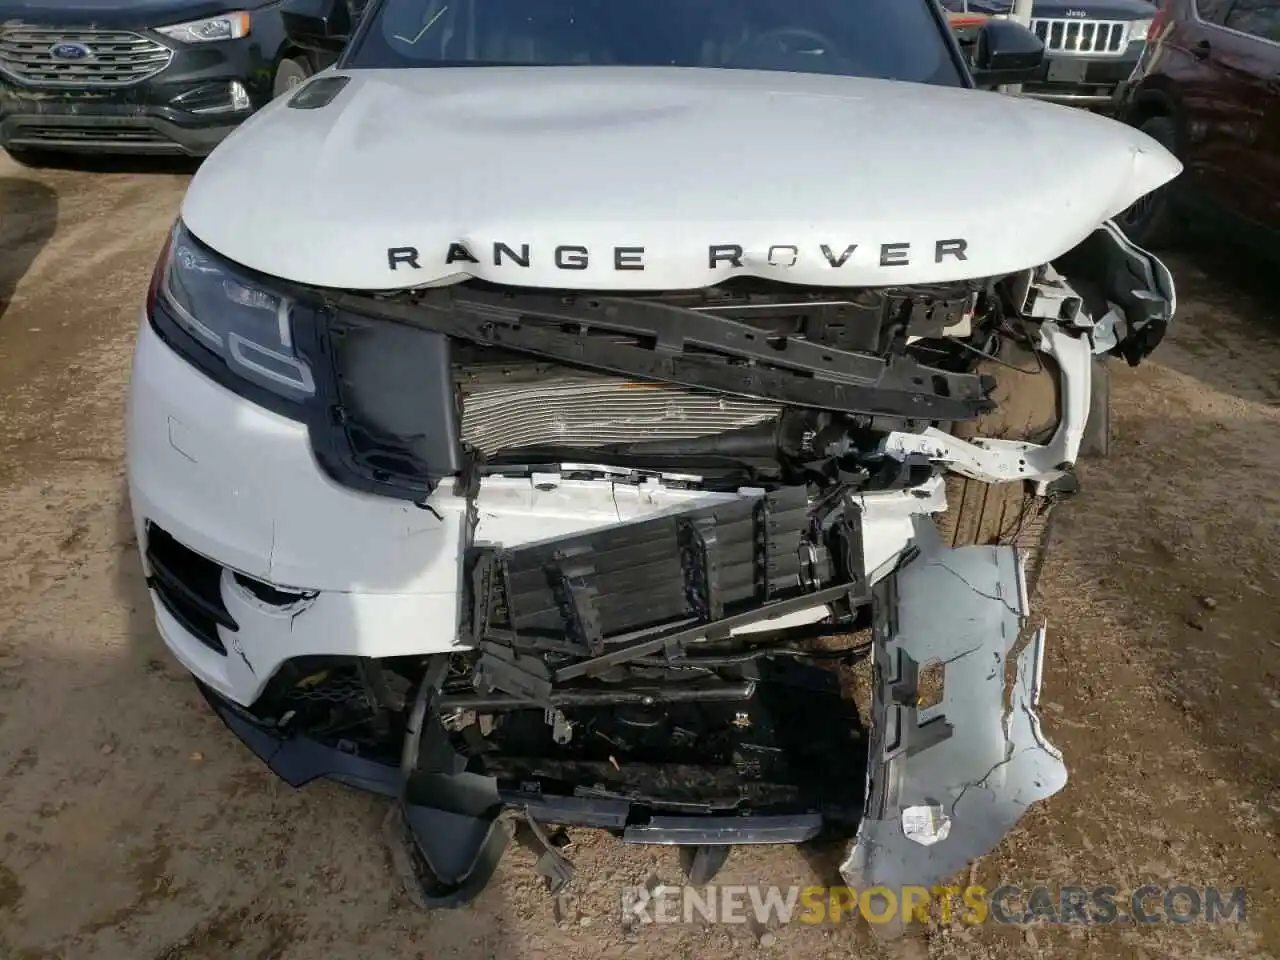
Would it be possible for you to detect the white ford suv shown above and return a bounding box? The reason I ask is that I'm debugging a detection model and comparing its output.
[126,0,1179,908]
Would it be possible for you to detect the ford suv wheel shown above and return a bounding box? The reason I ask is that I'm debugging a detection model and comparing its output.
[273,57,312,99]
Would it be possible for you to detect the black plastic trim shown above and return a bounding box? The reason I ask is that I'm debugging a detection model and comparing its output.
[288,74,351,109]
[0,112,239,155]
[199,681,400,796]
[200,681,842,838]
[145,524,237,656]
[623,814,823,845]
[295,308,460,501]
[151,584,228,656]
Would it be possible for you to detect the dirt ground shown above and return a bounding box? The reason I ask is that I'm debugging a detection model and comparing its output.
[0,150,1277,960]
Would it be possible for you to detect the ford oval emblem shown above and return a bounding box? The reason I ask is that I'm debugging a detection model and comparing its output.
[50,42,93,60]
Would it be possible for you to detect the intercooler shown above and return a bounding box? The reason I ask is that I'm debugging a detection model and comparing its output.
[458,375,780,456]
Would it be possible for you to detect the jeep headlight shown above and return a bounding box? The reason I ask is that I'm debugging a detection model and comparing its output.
[154,223,315,401]
[156,12,251,43]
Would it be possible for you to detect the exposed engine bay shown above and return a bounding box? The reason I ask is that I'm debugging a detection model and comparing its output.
[188,221,1172,910]
[323,275,992,497]
[304,223,1167,500]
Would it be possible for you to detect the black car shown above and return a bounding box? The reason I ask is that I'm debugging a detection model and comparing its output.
[0,0,343,159]
[944,0,1158,107]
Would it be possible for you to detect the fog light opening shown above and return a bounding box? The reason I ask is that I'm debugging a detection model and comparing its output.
[231,571,315,608]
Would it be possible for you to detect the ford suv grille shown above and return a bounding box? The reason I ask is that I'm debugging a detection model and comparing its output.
[0,26,173,87]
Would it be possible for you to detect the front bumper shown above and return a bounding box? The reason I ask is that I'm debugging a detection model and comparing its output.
[1021,45,1144,107]
[842,521,1067,914]
[186,519,1067,909]
[0,33,272,155]
[127,311,1069,908]
[127,314,938,708]
[129,313,468,705]
[194,512,1068,909]
[0,104,241,155]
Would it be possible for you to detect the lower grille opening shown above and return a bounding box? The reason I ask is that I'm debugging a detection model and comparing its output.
[144,523,236,655]
[10,123,170,145]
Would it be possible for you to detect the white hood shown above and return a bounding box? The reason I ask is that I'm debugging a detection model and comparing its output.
[182,66,1181,290]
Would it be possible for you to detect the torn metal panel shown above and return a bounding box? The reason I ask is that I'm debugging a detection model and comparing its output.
[879,320,1093,494]
[854,475,947,586]
[878,221,1174,492]
[841,518,1067,905]
[1057,220,1177,367]
[1019,263,1091,327]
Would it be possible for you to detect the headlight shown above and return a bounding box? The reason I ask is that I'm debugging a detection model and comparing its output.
[156,12,251,43]
[1130,18,1154,40]
[155,223,315,401]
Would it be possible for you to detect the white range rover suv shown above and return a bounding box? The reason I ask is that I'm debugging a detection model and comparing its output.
[126,0,1179,908]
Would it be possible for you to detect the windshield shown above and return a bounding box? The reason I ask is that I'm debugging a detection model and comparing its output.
[345,0,966,87]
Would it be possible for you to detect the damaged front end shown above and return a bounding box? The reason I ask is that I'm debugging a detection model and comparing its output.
[843,520,1067,911]
[191,220,1171,911]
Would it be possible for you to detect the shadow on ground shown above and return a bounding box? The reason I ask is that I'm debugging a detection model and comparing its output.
[0,177,57,323]
[1155,238,1280,406]
[6,151,202,178]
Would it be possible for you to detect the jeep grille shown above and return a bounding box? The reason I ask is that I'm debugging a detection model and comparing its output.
[1031,18,1131,55]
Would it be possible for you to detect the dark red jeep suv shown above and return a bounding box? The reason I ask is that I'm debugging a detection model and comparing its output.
[1116,0,1280,252]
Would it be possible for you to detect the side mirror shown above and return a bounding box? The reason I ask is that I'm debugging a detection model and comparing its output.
[280,0,353,53]
[971,19,1045,86]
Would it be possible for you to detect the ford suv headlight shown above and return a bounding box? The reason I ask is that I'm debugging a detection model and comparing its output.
[150,222,315,403]
[156,12,251,43]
